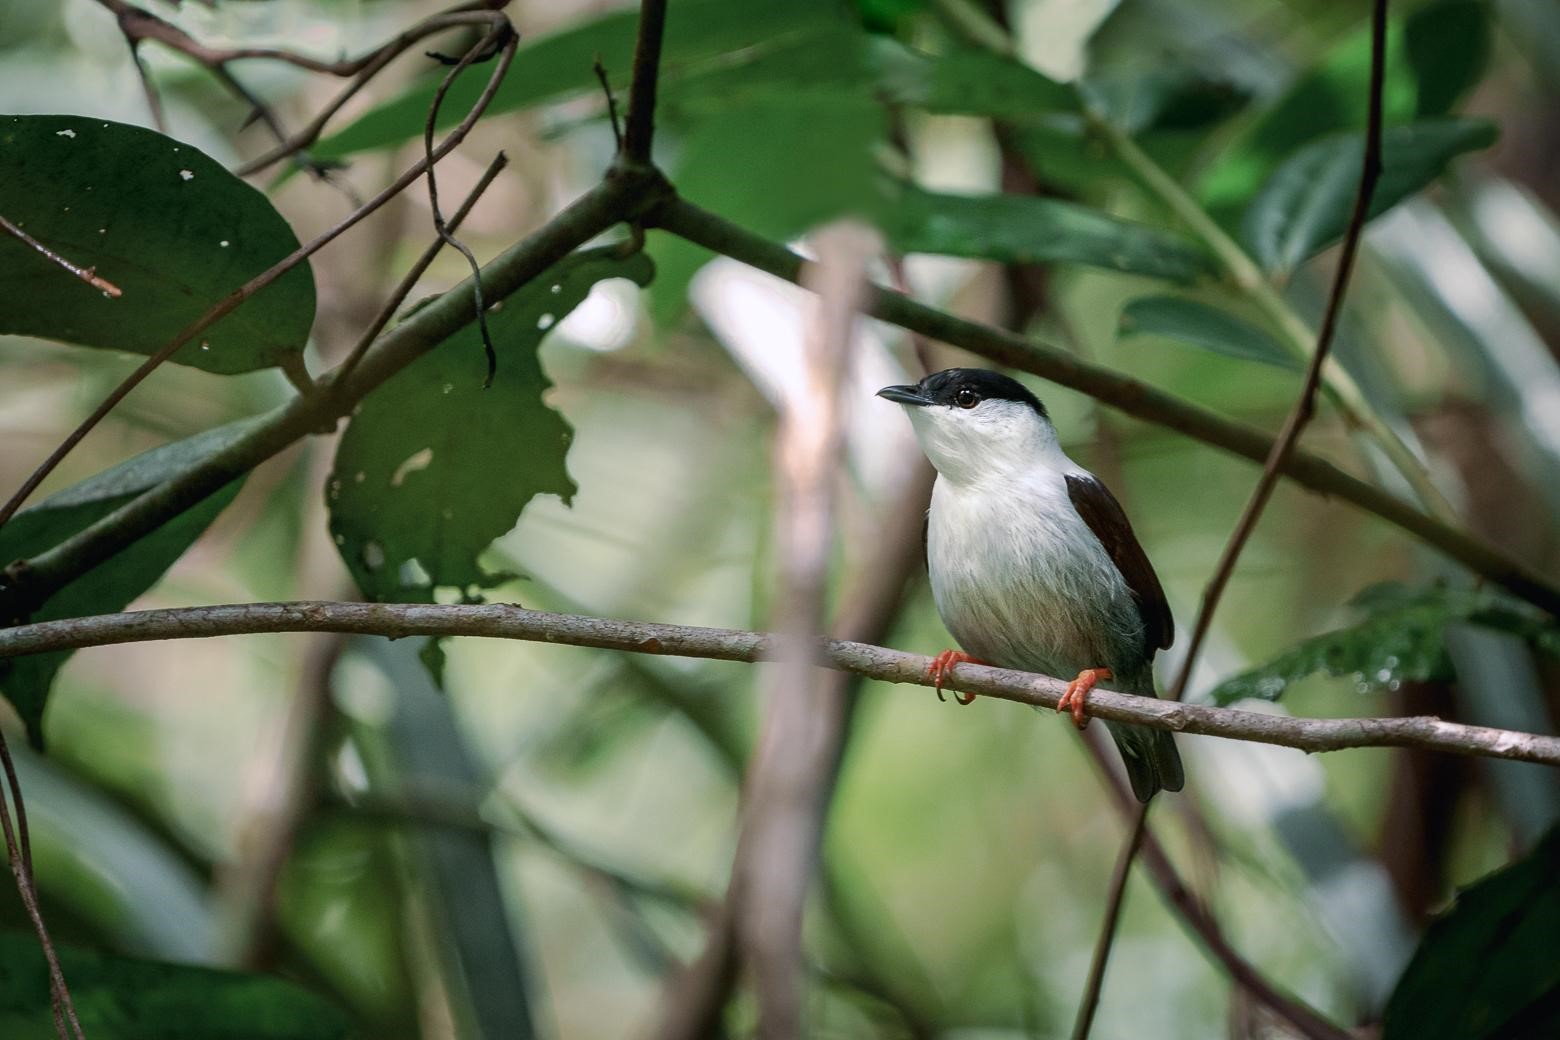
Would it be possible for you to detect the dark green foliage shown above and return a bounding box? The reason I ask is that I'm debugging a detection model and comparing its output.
[0,425,249,742]
[1117,296,1296,368]
[1383,824,1560,1040]
[1242,118,1497,276]
[1199,2,1492,217]
[315,0,840,161]
[0,116,314,374]
[0,932,349,1039]
[327,249,654,602]
[1210,583,1560,706]
[889,188,1216,282]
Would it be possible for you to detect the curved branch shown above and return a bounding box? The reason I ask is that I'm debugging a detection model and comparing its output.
[2,601,1557,766]
[644,196,1560,618]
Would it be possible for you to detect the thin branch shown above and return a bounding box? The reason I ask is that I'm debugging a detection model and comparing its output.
[0,175,645,625]
[336,151,510,384]
[0,730,84,1040]
[1077,8,1392,1034]
[420,23,518,387]
[594,58,625,153]
[0,214,123,298]
[1069,803,1147,1040]
[0,22,519,549]
[730,222,874,1039]
[2,602,1558,766]
[123,37,167,132]
[622,0,669,162]
[644,196,1560,617]
[1079,732,1352,1040]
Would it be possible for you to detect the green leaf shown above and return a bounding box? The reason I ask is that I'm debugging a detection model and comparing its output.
[0,116,314,374]
[0,933,349,1040]
[649,94,887,322]
[328,249,654,601]
[1087,68,1249,135]
[0,423,251,743]
[1209,582,1560,706]
[873,40,1077,119]
[1199,3,1491,216]
[315,0,841,161]
[1116,295,1297,368]
[888,188,1216,282]
[1382,824,1560,1040]
[1242,118,1497,276]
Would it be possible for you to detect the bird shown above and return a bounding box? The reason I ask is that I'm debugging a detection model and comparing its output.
[877,368,1183,801]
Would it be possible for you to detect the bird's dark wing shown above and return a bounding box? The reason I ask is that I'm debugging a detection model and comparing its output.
[1064,473,1173,652]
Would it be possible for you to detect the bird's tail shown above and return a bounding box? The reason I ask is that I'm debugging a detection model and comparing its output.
[1105,719,1184,803]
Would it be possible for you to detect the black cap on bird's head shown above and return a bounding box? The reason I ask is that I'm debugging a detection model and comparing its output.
[877,368,1048,420]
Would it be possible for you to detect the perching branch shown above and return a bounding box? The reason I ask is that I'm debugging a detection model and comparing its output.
[2,602,1558,766]
[644,195,1560,617]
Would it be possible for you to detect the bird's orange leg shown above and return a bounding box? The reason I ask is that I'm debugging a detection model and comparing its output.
[1057,667,1112,729]
[927,650,987,705]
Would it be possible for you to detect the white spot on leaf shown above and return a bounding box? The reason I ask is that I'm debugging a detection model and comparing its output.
[537,313,555,330]
[55,129,75,139]
[178,169,194,181]
[390,447,433,487]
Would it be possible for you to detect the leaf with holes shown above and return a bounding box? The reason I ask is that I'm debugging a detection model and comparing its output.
[328,249,653,602]
[888,188,1216,282]
[1243,118,1497,276]
[1209,582,1560,706]
[1117,295,1297,369]
[1382,824,1560,1040]
[0,422,251,744]
[0,932,349,1039]
[0,115,314,374]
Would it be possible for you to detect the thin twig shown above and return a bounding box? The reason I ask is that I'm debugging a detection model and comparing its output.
[594,58,624,153]
[1079,732,1352,1040]
[643,196,1560,617]
[3,602,1559,766]
[0,215,123,298]
[1069,804,1147,1040]
[420,22,517,387]
[0,729,84,1040]
[336,151,510,385]
[622,0,669,162]
[123,37,166,132]
[1074,6,1392,1035]
[0,23,518,540]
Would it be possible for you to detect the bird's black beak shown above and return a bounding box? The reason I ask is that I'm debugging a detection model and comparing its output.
[877,384,931,406]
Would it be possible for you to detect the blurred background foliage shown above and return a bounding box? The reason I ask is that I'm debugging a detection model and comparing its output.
[1,0,1558,1037]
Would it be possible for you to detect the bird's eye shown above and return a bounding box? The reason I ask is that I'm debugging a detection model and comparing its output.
[954,387,981,409]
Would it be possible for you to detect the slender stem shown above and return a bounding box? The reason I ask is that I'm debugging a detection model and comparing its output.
[646,196,1560,617]
[623,0,670,162]
[2,601,1559,766]
[0,214,123,298]
[1069,804,1148,1040]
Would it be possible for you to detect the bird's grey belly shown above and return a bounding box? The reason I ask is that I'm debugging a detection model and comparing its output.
[927,495,1149,687]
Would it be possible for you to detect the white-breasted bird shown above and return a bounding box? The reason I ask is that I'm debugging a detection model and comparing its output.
[878,368,1184,801]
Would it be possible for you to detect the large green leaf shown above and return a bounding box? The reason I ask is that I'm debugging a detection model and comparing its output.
[328,249,654,602]
[1199,3,1493,217]
[314,0,840,161]
[1242,118,1497,276]
[0,933,348,1040]
[0,423,251,743]
[1116,295,1296,368]
[888,188,1216,282]
[1209,583,1560,706]
[0,116,314,374]
[1382,824,1560,1040]
[873,41,1076,119]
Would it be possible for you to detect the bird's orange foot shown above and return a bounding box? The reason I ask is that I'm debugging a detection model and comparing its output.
[927,650,986,705]
[1057,667,1112,729]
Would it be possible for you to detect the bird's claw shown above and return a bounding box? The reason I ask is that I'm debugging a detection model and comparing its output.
[928,650,982,705]
[1057,667,1112,729]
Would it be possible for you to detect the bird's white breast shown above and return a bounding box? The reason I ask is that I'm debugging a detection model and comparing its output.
[926,467,1149,684]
